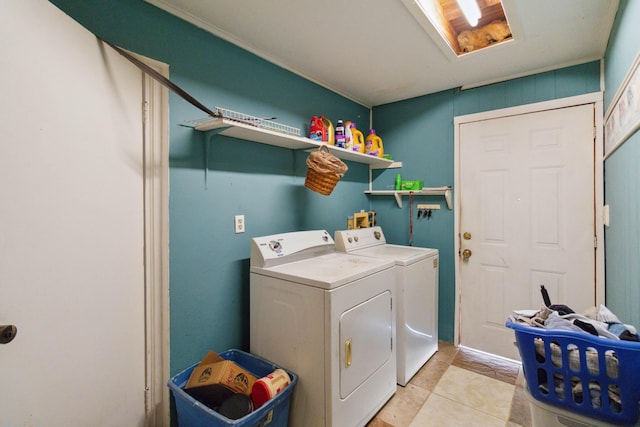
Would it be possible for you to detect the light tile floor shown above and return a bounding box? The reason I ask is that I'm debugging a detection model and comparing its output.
[367,342,532,427]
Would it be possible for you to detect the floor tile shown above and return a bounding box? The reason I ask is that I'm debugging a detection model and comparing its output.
[408,357,450,392]
[409,393,505,427]
[366,417,395,427]
[373,384,430,427]
[431,340,459,364]
[433,365,515,420]
[370,342,532,427]
[508,384,532,427]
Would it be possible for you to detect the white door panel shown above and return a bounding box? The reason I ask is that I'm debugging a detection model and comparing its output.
[459,104,595,359]
[0,1,146,425]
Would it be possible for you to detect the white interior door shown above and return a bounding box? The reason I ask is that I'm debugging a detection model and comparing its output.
[0,1,147,425]
[458,104,596,360]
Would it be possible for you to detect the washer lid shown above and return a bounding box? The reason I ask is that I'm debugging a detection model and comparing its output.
[250,252,394,289]
[352,244,438,266]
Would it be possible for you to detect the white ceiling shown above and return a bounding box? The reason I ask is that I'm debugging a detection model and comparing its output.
[145,0,619,107]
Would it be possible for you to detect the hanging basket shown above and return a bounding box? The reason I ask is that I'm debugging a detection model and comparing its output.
[304,145,348,195]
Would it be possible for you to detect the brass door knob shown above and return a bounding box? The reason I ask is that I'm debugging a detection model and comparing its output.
[462,249,472,260]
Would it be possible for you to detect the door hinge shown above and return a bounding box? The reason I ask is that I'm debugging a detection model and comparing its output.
[143,101,149,125]
[144,386,150,414]
[594,235,598,249]
[593,125,597,139]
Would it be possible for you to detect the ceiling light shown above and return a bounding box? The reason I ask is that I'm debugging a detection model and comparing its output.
[456,0,481,27]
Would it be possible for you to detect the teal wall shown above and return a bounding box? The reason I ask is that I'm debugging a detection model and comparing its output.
[604,0,640,328]
[52,0,605,376]
[50,0,371,375]
[371,62,601,341]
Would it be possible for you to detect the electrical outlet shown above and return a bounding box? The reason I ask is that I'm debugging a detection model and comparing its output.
[235,215,245,233]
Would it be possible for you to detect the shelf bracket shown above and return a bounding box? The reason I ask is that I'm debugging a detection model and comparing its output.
[204,127,230,189]
[444,188,452,210]
[394,192,403,208]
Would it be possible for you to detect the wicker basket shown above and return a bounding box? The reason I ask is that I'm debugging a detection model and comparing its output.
[305,145,348,195]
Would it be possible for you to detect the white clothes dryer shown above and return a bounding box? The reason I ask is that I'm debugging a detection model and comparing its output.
[250,230,396,427]
[335,226,439,386]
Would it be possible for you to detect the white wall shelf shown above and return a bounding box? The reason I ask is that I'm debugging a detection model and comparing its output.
[187,116,398,169]
[365,187,452,209]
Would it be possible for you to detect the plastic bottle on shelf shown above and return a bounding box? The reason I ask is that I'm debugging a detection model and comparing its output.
[365,129,384,157]
[344,121,354,150]
[335,120,346,148]
[309,116,326,142]
[320,116,334,145]
[351,123,365,153]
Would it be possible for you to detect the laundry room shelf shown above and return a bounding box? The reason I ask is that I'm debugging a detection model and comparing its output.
[186,116,397,169]
[365,187,452,209]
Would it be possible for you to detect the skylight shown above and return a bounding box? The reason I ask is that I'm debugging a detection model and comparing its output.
[410,0,513,56]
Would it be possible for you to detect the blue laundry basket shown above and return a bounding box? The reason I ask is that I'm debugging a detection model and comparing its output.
[168,349,297,427]
[506,319,640,425]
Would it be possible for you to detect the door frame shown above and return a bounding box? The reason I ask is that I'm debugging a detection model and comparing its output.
[453,92,605,348]
[137,52,170,426]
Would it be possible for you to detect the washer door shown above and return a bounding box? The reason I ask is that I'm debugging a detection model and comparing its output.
[339,290,393,399]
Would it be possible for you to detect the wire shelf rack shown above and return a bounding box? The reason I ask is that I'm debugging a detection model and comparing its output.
[185,107,301,137]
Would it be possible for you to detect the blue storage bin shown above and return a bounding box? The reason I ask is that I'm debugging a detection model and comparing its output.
[506,319,640,425]
[168,349,297,427]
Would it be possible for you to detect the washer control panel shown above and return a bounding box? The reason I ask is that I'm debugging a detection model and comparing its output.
[250,230,334,267]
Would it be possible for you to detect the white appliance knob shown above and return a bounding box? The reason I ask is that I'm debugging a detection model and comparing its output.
[269,241,282,252]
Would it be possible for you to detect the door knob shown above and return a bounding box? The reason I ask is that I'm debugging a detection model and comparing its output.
[462,249,472,260]
[0,324,17,344]
[463,232,472,240]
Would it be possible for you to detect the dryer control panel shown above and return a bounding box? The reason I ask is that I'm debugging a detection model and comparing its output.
[335,226,387,252]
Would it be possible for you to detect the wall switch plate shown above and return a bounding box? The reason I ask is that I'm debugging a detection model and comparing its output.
[417,204,440,210]
[235,215,245,233]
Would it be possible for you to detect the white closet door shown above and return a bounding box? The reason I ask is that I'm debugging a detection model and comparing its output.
[0,1,146,425]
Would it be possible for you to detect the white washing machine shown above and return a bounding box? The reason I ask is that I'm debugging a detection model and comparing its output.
[250,230,396,427]
[335,226,439,386]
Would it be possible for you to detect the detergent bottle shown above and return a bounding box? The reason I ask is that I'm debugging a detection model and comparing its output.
[320,116,334,145]
[335,120,346,148]
[350,123,365,153]
[344,121,354,150]
[309,116,326,142]
[365,129,384,157]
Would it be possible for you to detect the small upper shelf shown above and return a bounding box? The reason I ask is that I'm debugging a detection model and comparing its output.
[187,116,397,169]
[365,187,452,209]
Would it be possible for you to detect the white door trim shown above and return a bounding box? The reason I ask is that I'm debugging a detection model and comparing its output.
[138,54,170,426]
[453,92,605,347]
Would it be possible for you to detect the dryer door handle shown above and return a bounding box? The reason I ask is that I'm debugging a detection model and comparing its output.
[345,338,352,367]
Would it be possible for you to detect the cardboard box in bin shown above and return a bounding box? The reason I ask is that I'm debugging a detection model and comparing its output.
[184,350,257,409]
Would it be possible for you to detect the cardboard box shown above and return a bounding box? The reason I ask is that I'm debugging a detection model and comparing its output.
[184,350,257,410]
